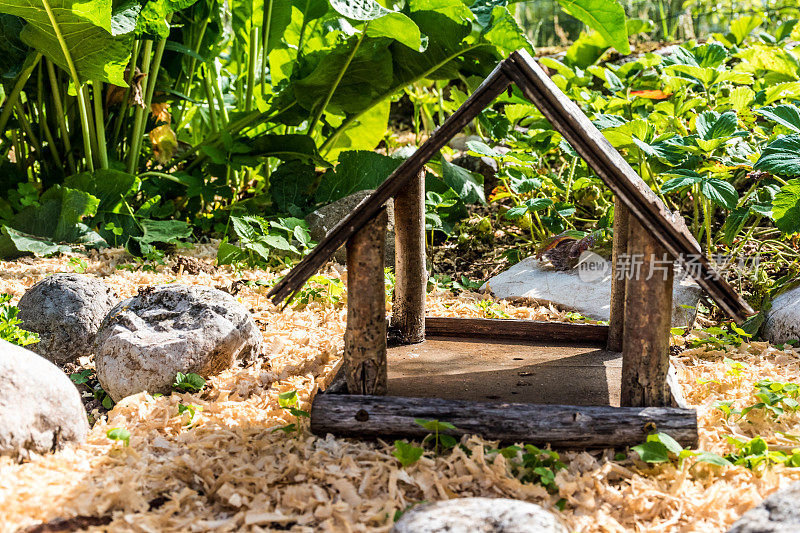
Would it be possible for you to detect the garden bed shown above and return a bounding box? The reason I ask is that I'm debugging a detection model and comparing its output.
[1,249,799,532]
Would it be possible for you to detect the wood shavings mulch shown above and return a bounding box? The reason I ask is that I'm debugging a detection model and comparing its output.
[1,248,799,532]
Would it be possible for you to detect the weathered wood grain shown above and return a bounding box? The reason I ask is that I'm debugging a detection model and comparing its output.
[391,169,426,344]
[344,209,389,395]
[607,197,630,352]
[425,317,609,345]
[621,217,674,407]
[310,394,698,448]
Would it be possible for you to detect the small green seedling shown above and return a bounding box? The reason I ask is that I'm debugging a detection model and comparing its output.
[69,257,88,273]
[107,428,131,446]
[414,419,458,455]
[272,390,310,434]
[177,403,203,426]
[488,444,566,493]
[70,369,115,410]
[392,440,425,467]
[173,372,206,393]
[724,436,800,472]
[633,432,730,468]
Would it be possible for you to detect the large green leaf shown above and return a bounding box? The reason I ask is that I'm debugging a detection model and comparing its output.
[482,6,533,56]
[315,150,401,204]
[269,161,317,213]
[756,105,800,134]
[557,0,630,55]
[441,156,485,205]
[324,99,391,160]
[245,134,331,167]
[772,179,800,235]
[754,135,800,177]
[701,178,738,210]
[329,0,389,20]
[366,12,424,51]
[0,186,106,258]
[292,37,393,116]
[64,169,140,215]
[0,14,28,82]
[0,0,133,85]
[137,0,198,37]
[696,111,737,140]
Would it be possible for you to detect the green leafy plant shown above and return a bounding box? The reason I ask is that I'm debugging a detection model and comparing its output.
[724,436,800,472]
[488,444,567,493]
[177,403,203,427]
[272,390,310,434]
[414,418,458,455]
[392,440,425,468]
[0,294,39,346]
[632,432,731,468]
[106,427,131,447]
[70,368,115,409]
[172,372,206,393]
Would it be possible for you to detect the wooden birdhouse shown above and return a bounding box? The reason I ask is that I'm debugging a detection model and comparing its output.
[268,50,754,448]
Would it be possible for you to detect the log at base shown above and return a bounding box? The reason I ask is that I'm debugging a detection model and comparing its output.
[344,209,389,395]
[621,217,674,407]
[391,169,426,344]
[310,394,698,448]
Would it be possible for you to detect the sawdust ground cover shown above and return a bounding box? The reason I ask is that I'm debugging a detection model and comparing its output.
[1,248,799,532]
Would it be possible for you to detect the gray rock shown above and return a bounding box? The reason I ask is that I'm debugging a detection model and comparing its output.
[0,339,89,460]
[763,285,800,345]
[392,498,567,533]
[483,256,702,328]
[94,284,262,401]
[17,273,118,366]
[728,482,800,533]
[305,190,395,266]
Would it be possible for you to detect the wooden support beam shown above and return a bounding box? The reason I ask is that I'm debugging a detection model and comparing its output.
[607,197,630,352]
[391,169,426,344]
[621,217,674,407]
[310,394,698,448]
[344,208,389,395]
[425,317,608,345]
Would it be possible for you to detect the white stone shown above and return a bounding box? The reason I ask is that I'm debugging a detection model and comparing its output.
[391,498,567,533]
[95,284,262,401]
[483,257,702,327]
[0,339,89,460]
[763,285,800,345]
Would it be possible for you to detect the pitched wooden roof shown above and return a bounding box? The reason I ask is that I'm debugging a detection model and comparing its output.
[269,49,754,322]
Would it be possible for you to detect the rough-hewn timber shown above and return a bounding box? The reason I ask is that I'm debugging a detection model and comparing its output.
[310,394,698,448]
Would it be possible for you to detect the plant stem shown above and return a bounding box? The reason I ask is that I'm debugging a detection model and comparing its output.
[261,0,274,97]
[111,39,141,150]
[40,0,95,171]
[126,39,153,173]
[202,65,219,132]
[82,84,99,167]
[175,19,209,125]
[129,30,170,173]
[14,102,42,155]
[93,81,109,169]
[308,27,367,136]
[0,53,41,136]
[45,59,77,173]
[210,60,229,125]
[246,26,258,112]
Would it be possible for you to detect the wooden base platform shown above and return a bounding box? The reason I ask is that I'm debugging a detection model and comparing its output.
[386,337,622,407]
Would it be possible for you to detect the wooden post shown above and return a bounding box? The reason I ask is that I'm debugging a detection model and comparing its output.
[607,197,630,352]
[621,217,674,407]
[392,169,426,344]
[344,208,389,395]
